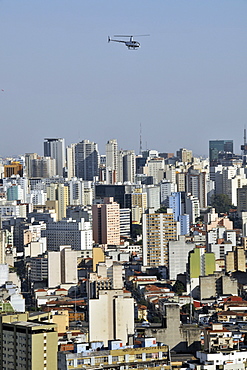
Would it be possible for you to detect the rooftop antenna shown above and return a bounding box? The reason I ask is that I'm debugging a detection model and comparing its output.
[139,123,142,155]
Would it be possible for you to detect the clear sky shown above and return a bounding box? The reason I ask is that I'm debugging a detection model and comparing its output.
[0,0,246,157]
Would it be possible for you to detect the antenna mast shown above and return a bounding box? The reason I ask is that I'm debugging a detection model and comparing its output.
[139,123,142,155]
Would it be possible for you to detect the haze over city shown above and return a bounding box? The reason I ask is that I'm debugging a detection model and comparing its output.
[1,1,247,156]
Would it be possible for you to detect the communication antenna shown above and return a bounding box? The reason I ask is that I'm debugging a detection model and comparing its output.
[139,123,142,155]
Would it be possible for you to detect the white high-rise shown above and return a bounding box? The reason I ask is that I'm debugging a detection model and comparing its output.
[106,139,118,183]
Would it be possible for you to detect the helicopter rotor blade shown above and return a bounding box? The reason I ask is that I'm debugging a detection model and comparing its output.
[113,35,133,38]
[133,34,150,37]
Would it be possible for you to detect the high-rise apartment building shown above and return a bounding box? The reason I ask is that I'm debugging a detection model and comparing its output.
[75,140,99,181]
[46,183,69,221]
[169,192,181,221]
[123,150,136,183]
[142,209,178,267]
[92,197,120,245]
[44,138,66,176]
[186,169,208,208]
[176,148,193,163]
[106,139,118,183]
[66,143,76,180]
[31,156,56,178]
[0,317,58,369]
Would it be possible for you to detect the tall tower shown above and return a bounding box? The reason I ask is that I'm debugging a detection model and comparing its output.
[74,140,99,181]
[142,209,178,268]
[106,139,118,183]
[92,197,120,245]
[44,138,65,176]
[241,128,247,156]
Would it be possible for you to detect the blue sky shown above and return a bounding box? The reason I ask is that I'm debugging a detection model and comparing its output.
[0,1,247,157]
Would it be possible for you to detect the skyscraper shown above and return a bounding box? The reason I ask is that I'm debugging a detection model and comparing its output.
[209,140,233,166]
[106,139,118,183]
[44,138,66,176]
[92,197,120,245]
[75,140,99,181]
[169,192,181,221]
[142,209,178,268]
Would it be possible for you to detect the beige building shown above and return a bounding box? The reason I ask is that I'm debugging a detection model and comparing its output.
[92,246,105,272]
[142,209,178,267]
[225,247,246,273]
[176,148,193,163]
[92,197,120,245]
[89,289,134,346]
[0,314,58,370]
[131,188,147,224]
[46,183,69,221]
[48,246,78,288]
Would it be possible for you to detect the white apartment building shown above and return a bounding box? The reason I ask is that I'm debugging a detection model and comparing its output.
[160,179,177,205]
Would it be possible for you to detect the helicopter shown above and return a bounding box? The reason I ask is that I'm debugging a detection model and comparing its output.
[108,35,149,50]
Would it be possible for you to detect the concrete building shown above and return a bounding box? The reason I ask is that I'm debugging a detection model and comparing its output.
[75,140,99,181]
[4,162,23,177]
[106,139,118,184]
[28,255,48,282]
[44,137,66,176]
[0,318,58,369]
[46,183,69,221]
[168,236,196,280]
[190,247,215,279]
[169,192,181,221]
[176,148,193,163]
[48,246,78,287]
[89,289,134,346]
[68,178,85,206]
[185,194,200,224]
[58,342,170,370]
[160,179,177,206]
[142,209,178,268]
[42,217,93,251]
[122,150,136,183]
[92,197,120,245]
[186,169,208,208]
[119,208,131,237]
[147,157,165,183]
[31,156,56,178]
[66,143,76,180]
[146,185,160,211]
[178,214,190,235]
[225,247,246,273]
[7,185,23,202]
[125,188,147,224]
[200,272,238,300]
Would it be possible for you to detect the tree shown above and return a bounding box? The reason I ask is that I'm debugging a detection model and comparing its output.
[155,206,167,213]
[173,280,186,296]
[210,194,233,214]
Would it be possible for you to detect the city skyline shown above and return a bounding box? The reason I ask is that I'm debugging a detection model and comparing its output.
[0,1,247,157]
